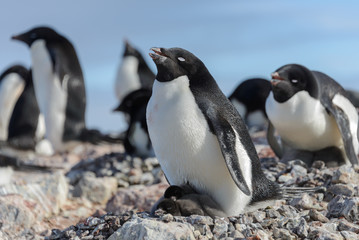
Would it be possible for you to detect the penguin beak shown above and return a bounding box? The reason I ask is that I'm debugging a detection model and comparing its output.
[270,72,284,86]
[11,33,30,46]
[149,48,168,60]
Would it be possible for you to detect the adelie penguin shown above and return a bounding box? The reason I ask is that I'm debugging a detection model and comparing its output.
[115,40,155,104]
[266,64,359,167]
[228,78,271,129]
[0,65,29,141]
[113,89,154,158]
[12,26,120,153]
[0,65,50,155]
[147,47,281,216]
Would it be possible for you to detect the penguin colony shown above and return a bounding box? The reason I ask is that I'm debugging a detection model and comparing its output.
[0,25,358,218]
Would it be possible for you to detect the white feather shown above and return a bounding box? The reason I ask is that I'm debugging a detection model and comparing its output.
[129,122,154,157]
[266,91,342,151]
[247,110,267,127]
[0,73,25,140]
[30,40,67,152]
[231,99,246,118]
[147,76,252,216]
[115,56,141,102]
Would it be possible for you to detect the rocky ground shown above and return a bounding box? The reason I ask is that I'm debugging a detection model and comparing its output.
[1,131,359,239]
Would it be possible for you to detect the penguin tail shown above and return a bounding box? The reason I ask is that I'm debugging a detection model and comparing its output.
[280,186,326,199]
[79,128,124,145]
[0,154,62,172]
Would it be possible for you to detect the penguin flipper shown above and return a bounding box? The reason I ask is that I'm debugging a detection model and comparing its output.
[322,95,359,166]
[266,121,283,158]
[206,111,251,196]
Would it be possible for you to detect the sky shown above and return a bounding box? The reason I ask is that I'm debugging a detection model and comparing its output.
[1,1,359,132]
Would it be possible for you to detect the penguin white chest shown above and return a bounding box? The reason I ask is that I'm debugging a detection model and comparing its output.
[115,56,141,102]
[147,76,252,216]
[266,91,341,150]
[0,73,25,140]
[30,40,67,151]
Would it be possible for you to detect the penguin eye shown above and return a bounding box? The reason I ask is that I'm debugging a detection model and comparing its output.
[30,33,37,39]
[291,79,298,84]
[177,57,186,62]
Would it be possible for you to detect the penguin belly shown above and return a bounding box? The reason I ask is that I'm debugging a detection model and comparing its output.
[147,76,252,216]
[115,56,141,102]
[266,91,342,151]
[30,40,67,151]
[0,73,25,140]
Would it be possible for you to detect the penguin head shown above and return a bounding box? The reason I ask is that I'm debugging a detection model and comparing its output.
[149,47,207,82]
[113,89,151,115]
[270,64,314,103]
[12,26,61,47]
[123,40,142,58]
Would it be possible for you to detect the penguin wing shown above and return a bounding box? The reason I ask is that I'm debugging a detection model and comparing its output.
[314,72,359,166]
[203,102,251,196]
[321,96,359,165]
[266,120,283,158]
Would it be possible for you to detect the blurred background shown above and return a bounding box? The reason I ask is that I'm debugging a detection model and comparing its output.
[1,0,359,133]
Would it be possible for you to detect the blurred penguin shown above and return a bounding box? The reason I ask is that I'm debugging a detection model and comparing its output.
[228,78,271,129]
[114,40,155,105]
[114,89,154,158]
[12,26,121,153]
[0,65,28,141]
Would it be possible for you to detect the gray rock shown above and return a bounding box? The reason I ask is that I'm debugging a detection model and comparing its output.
[289,193,323,210]
[327,196,359,221]
[308,227,344,240]
[277,205,299,218]
[0,171,68,216]
[328,184,354,197]
[332,165,359,184]
[187,215,214,225]
[290,165,308,177]
[309,209,329,223]
[251,211,266,222]
[266,209,281,218]
[212,217,228,239]
[0,195,36,232]
[72,174,117,204]
[278,173,294,184]
[272,227,296,239]
[340,231,359,240]
[106,183,168,214]
[337,219,359,233]
[229,230,244,238]
[293,217,309,238]
[109,217,195,240]
[160,214,174,222]
[140,172,155,185]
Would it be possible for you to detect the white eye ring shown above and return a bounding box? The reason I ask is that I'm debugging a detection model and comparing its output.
[178,57,186,62]
[291,79,298,83]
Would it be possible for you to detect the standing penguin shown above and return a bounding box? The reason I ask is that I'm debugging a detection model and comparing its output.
[0,65,28,140]
[7,69,51,155]
[266,64,359,167]
[12,26,117,152]
[115,40,155,104]
[147,47,280,216]
[228,78,271,128]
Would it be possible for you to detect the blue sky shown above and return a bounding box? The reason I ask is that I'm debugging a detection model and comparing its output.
[1,1,359,132]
